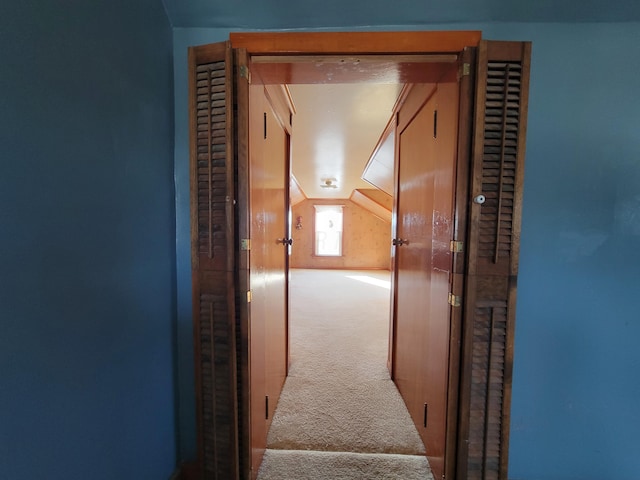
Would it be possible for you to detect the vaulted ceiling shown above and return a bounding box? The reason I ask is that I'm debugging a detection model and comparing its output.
[287,83,401,200]
[162,0,640,28]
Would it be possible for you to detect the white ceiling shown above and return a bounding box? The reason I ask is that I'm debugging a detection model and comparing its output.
[287,83,402,199]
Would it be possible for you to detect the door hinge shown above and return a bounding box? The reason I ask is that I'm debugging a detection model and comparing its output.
[461,62,470,77]
[240,238,251,251]
[247,290,252,303]
[448,292,461,307]
[450,240,464,253]
[239,65,251,83]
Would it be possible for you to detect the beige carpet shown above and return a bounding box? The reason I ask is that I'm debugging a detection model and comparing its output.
[257,269,433,480]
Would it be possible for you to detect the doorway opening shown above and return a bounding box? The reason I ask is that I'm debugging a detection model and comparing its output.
[188,32,531,480]
[248,55,459,480]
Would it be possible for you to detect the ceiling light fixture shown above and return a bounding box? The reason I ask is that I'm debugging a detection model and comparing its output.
[320,178,338,189]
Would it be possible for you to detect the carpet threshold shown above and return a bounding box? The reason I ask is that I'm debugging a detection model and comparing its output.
[257,448,434,480]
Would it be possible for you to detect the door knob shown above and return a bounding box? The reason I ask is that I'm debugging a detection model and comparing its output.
[277,238,293,245]
[392,238,408,246]
[473,194,486,205]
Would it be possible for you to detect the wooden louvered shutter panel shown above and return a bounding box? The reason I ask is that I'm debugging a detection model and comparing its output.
[458,40,531,480]
[189,41,239,479]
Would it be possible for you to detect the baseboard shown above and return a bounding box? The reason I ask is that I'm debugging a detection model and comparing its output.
[170,462,200,480]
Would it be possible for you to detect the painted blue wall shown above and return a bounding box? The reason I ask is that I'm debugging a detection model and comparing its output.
[0,1,177,479]
[172,23,640,479]
[163,0,640,27]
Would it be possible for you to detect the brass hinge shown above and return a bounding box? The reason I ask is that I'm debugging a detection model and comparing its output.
[247,290,252,303]
[239,65,251,83]
[450,240,464,253]
[448,292,461,307]
[240,239,251,251]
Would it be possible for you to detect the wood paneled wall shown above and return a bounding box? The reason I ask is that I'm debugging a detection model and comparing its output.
[290,198,391,270]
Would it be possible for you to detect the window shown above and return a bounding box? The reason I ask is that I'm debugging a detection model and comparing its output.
[314,205,343,256]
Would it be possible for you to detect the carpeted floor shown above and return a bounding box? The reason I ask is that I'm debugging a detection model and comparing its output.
[256,269,433,480]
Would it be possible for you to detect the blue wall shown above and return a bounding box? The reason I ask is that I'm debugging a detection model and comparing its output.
[0,1,177,479]
[172,23,640,479]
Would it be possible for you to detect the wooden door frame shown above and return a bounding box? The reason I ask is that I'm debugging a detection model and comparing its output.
[230,31,481,480]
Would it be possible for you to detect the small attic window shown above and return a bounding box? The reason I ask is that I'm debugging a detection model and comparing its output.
[314,205,343,256]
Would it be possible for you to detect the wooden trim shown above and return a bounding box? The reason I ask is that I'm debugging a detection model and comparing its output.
[230,31,482,54]
[235,47,252,480]
[457,275,476,480]
[500,41,531,479]
[251,54,458,63]
[388,106,399,378]
[291,266,391,271]
[284,123,292,379]
[225,42,241,480]
[446,46,476,480]
[186,45,205,477]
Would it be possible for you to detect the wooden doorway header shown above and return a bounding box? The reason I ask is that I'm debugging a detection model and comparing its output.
[230,31,482,54]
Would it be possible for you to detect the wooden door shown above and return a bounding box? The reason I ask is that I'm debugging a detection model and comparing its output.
[248,83,268,477]
[263,101,289,425]
[392,68,460,479]
[456,40,532,480]
[423,78,460,477]
[393,82,437,431]
[188,41,241,479]
[248,84,291,478]
[188,33,531,480]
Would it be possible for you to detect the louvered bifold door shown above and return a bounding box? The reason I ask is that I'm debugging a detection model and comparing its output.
[189,41,239,480]
[457,40,531,480]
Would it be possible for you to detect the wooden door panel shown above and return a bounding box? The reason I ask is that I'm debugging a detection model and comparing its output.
[263,104,288,423]
[394,88,435,429]
[393,75,459,480]
[248,86,290,478]
[189,41,240,479]
[457,40,531,480]
[421,79,460,476]
[394,86,437,438]
[248,83,268,477]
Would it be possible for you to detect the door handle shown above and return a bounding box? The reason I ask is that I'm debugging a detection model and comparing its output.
[277,238,293,246]
[392,238,408,246]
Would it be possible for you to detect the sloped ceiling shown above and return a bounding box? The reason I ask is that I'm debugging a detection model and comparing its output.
[287,83,402,199]
[162,0,640,28]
